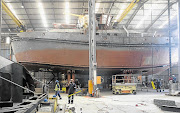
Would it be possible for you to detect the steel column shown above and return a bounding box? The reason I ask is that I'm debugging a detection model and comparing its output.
[178,0,180,90]
[89,0,97,93]
[168,0,172,79]
[0,0,2,54]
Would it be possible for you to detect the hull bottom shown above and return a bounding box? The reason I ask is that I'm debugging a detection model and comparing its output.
[15,49,169,68]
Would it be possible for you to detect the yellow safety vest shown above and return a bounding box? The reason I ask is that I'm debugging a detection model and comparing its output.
[55,83,60,91]
[151,81,156,89]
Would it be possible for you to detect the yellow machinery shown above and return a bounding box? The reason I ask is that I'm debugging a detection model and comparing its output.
[151,81,156,89]
[2,0,26,32]
[48,96,58,112]
[112,74,137,95]
[88,76,101,96]
[61,87,66,92]
[65,13,88,29]
[113,0,139,26]
[88,80,93,95]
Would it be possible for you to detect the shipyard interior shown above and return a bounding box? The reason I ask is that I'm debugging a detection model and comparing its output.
[1,0,180,113]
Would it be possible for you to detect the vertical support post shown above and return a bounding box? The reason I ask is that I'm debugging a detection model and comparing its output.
[89,0,97,95]
[0,0,2,54]
[152,47,153,77]
[178,0,180,90]
[168,0,172,79]
[10,44,12,60]
[67,70,71,83]
[88,0,92,81]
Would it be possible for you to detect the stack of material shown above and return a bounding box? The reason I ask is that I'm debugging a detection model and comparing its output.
[38,100,55,113]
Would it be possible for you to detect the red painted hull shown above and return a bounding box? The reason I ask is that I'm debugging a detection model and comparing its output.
[15,48,169,68]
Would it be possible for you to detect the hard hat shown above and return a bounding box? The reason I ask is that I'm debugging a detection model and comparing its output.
[55,80,59,83]
[44,99,48,102]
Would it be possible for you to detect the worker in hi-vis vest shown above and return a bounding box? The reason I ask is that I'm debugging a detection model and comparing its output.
[68,79,76,104]
[55,80,62,99]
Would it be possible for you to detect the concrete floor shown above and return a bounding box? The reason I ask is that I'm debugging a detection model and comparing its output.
[51,89,180,113]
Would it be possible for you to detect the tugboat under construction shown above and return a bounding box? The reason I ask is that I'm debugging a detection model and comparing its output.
[11,30,178,74]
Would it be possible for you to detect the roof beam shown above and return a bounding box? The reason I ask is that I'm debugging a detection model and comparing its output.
[2,0,25,32]
[144,2,176,32]
[2,13,168,16]
[2,16,11,30]
[3,19,78,21]
[21,1,35,30]
[125,0,148,28]
[4,1,135,3]
[0,22,164,26]
[1,27,167,33]
[12,8,117,10]
[105,0,116,29]
[4,0,168,4]
[51,0,56,23]
[113,0,140,27]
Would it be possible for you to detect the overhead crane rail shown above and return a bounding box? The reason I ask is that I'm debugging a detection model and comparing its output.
[2,0,26,32]
[113,0,140,27]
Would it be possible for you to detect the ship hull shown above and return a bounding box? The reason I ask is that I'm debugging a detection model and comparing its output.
[12,39,177,69]
[11,32,178,74]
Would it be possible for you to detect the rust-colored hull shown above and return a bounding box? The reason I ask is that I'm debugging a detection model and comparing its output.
[12,32,178,72]
[15,48,169,69]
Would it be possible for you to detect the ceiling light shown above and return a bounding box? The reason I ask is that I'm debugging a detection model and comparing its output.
[65,2,70,24]
[37,1,48,27]
[21,5,24,8]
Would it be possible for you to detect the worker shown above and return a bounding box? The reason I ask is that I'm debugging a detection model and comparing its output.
[172,75,176,83]
[156,79,161,92]
[75,79,81,88]
[68,79,76,104]
[55,80,62,99]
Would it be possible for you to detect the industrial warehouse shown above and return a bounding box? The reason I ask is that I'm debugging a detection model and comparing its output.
[0,0,180,113]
